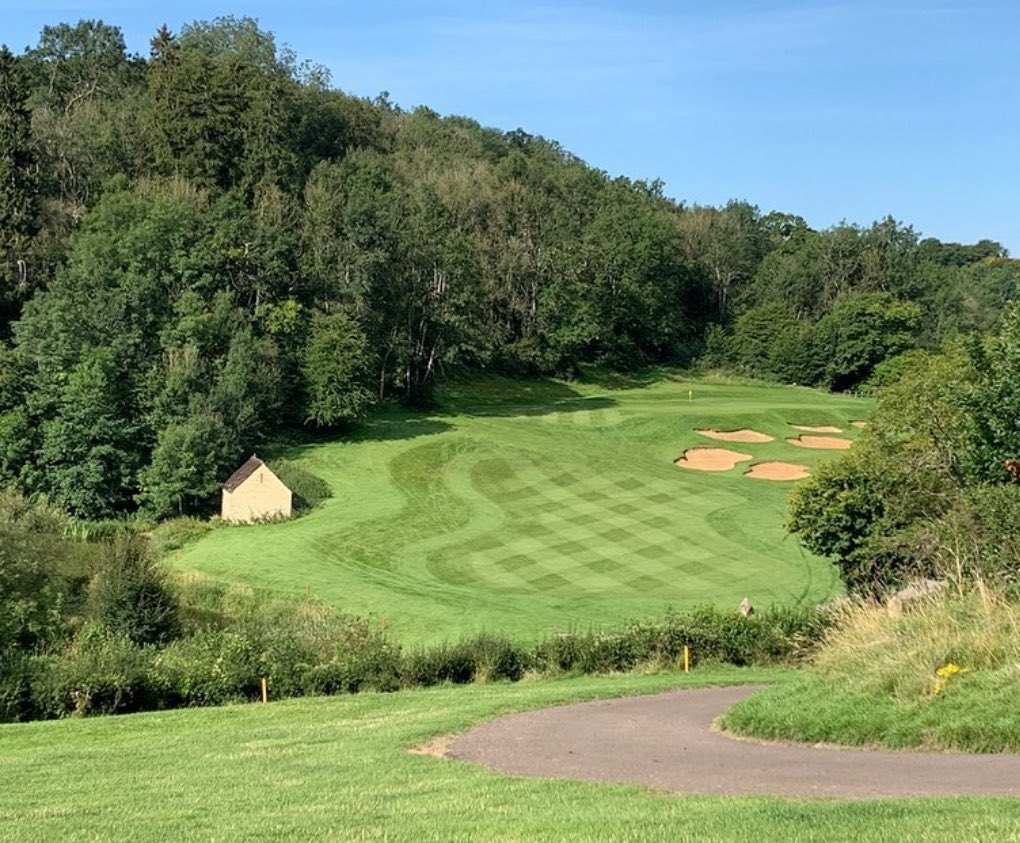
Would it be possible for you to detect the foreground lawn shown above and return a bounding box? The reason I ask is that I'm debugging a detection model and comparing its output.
[2,670,1019,842]
[176,373,868,642]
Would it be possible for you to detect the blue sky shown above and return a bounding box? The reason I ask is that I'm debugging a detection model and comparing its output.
[5,1,1018,251]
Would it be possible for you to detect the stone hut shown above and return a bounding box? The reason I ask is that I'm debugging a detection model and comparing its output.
[221,455,292,524]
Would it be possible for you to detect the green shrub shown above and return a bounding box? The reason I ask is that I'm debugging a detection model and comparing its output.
[470,634,529,682]
[0,486,69,533]
[0,524,88,652]
[33,627,160,717]
[268,460,332,512]
[87,535,181,645]
[573,631,644,673]
[153,630,261,707]
[252,606,400,696]
[403,635,528,686]
[329,624,402,693]
[530,633,585,673]
[925,485,1020,585]
[151,516,212,555]
[403,640,478,686]
[0,653,39,722]
[861,349,931,394]
[299,660,364,695]
[153,598,402,703]
[3,601,827,723]
[297,632,403,696]
[532,607,826,675]
[652,605,822,665]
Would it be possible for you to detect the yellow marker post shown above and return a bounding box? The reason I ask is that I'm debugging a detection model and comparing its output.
[683,645,690,673]
[688,389,693,403]
[261,678,268,704]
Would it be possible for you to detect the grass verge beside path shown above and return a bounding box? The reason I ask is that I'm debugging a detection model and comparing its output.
[720,670,1020,752]
[2,669,1019,843]
[721,590,1020,753]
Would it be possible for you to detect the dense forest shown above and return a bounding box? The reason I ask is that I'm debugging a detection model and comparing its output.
[1,16,1018,522]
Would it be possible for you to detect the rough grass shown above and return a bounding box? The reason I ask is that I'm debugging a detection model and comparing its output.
[175,373,870,643]
[812,584,1020,699]
[721,587,1020,751]
[2,669,1019,843]
[150,516,212,555]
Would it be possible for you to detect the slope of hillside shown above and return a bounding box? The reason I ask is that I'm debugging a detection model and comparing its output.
[175,374,869,642]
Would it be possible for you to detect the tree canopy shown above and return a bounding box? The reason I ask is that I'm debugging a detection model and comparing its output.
[788,307,1020,591]
[0,16,1016,520]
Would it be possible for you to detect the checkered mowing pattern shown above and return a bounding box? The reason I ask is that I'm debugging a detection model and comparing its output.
[428,454,755,597]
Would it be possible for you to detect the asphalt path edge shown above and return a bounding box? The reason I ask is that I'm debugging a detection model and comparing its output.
[443,685,1020,800]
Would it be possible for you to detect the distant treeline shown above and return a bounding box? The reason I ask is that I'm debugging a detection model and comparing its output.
[0,17,1017,519]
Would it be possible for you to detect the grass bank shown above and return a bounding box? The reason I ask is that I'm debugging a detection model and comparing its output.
[721,587,1020,752]
[2,669,1018,843]
[175,373,868,643]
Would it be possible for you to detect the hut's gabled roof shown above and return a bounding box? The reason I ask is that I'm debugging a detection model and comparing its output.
[222,455,265,492]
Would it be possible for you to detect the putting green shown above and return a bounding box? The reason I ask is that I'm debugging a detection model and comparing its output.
[175,373,871,643]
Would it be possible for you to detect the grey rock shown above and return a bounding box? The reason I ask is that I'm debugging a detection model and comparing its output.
[887,579,946,612]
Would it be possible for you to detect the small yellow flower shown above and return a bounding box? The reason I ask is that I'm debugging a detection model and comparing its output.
[933,663,970,695]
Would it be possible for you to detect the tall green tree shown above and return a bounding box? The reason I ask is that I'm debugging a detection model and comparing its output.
[23,20,141,210]
[788,309,1020,590]
[86,534,180,645]
[25,20,130,114]
[145,26,243,190]
[959,304,1020,482]
[136,414,228,518]
[145,18,300,193]
[0,47,40,333]
[814,293,921,391]
[35,349,141,517]
[301,311,373,427]
[676,201,768,319]
[580,180,706,367]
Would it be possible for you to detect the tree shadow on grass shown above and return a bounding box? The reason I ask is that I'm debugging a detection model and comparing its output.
[267,370,648,458]
[351,416,455,443]
[434,374,618,418]
[274,417,455,454]
[574,366,676,391]
[459,394,619,418]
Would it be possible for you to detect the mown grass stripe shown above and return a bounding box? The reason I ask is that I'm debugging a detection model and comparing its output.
[176,376,868,644]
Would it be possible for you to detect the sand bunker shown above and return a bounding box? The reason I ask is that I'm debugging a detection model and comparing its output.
[675,447,752,472]
[696,428,774,444]
[791,424,843,434]
[745,462,810,481]
[851,420,868,429]
[787,435,852,450]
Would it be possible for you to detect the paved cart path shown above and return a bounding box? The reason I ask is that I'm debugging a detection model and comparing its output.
[447,685,1020,799]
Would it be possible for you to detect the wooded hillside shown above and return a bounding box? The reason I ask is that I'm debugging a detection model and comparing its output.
[0,17,1016,519]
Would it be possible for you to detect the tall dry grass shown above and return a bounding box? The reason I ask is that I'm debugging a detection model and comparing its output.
[812,582,1020,699]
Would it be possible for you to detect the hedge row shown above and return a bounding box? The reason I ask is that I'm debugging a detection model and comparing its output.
[0,605,829,722]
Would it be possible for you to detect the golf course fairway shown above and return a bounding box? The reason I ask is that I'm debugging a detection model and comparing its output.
[175,373,871,643]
